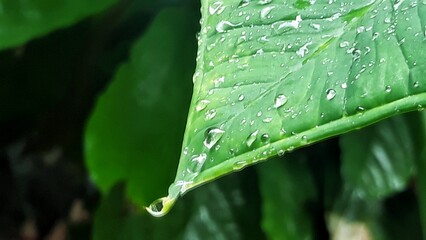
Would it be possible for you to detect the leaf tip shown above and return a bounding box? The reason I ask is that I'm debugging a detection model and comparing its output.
[145,196,176,217]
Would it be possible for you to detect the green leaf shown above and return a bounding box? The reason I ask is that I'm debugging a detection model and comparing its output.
[340,115,416,200]
[85,7,198,206]
[0,0,118,50]
[93,171,265,240]
[257,154,316,240]
[416,111,426,239]
[153,0,426,215]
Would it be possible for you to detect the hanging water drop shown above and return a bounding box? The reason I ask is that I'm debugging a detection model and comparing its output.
[326,89,336,100]
[274,94,288,108]
[146,196,176,217]
[203,128,225,149]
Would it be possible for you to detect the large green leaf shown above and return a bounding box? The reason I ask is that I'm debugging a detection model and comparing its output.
[0,0,118,50]
[257,154,317,240]
[340,115,416,200]
[150,0,426,215]
[85,7,198,206]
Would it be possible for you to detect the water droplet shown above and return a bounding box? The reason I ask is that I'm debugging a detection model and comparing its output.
[278,149,285,157]
[238,94,245,101]
[209,1,225,15]
[339,41,349,48]
[216,21,241,33]
[263,117,273,123]
[258,0,272,5]
[274,94,288,108]
[146,196,175,217]
[196,99,211,111]
[341,83,347,89]
[355,106,365,113]
[238,0,250,7]
[189,153,207,173]
[246,130,259,147]
[203,128,225,149]
[233,160,247,171]
[414,81,420,88]
[385,85,392,93]
[205,109,217,120]
[326,89,336,100]
[260,6,274,19]
[310,23,321,30]
[257,111,263,117]
[214,76,225,87]
[271,15,302,32]
[260,133,270,143]
[296,41,312,57]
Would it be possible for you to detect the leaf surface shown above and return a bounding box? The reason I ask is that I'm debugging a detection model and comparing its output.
[0,0,118,50]
[153,0,426,215]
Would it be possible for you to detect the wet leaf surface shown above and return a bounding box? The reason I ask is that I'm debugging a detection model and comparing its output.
[159,0,426,215]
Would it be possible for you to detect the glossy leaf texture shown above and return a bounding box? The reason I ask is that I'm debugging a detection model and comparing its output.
[154,0,426,215]
[85,7,198,206]
[0,0,118,50]
[257,155,317,240]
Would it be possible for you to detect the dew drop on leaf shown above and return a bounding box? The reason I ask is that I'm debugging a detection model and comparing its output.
[274,94,288,108]
[189,153,207,174]
[258,0,272,5]
[203,128,225,149]
[326,89,337,100]
[260,6,274,19]
[196,99,211,111]
[261,133,270,144]
[385,85,392,93]
[246,130,259,147]
[205,109,217,120]
[263,117,273,123]
[216,20,241,33]
[414,81,420,88]
[233,160,247,171]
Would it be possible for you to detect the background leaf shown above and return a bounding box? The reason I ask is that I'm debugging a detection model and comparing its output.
[0,0,118,50]
[257,154,317,240]
[85,6,198,206]
[340,115,416,200]
[93,170,265,240]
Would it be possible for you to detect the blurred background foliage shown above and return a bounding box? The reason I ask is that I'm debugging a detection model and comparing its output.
[1,0,425,239]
